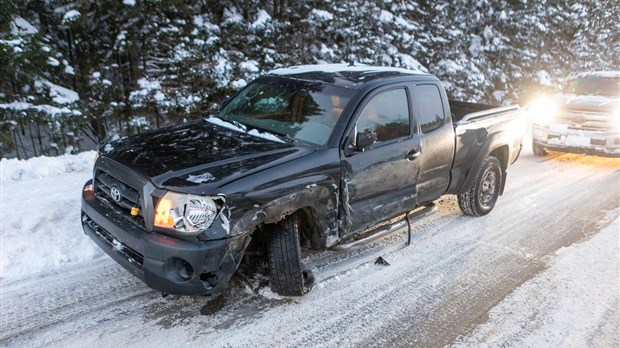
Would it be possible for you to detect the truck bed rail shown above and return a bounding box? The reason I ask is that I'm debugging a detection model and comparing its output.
[459,105,520,123]
[449,100,520,124]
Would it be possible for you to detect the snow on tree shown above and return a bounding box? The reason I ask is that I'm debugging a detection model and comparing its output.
[1,0,618,158]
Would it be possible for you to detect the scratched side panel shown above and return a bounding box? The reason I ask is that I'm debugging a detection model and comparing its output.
[220,148,342,248]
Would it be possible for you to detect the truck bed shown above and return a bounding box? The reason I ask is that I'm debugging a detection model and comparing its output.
[447,100,525,194]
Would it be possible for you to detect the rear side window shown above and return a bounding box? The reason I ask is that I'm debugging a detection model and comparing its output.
[415,85,445,133]
[356,88,410,142]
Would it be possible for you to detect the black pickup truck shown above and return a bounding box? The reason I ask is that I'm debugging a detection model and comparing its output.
[81,64,525,296]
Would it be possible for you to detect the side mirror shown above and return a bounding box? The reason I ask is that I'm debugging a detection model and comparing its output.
[355,129,377,151]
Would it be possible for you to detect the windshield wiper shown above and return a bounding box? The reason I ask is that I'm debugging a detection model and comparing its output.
[248,124,295,143]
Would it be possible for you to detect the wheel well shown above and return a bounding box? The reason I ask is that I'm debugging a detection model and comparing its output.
[489,145,509,170]
[295,207,323,250]
[242,207,323,264]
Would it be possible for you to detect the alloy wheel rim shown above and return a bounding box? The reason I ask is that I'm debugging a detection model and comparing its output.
[479,170,497,208]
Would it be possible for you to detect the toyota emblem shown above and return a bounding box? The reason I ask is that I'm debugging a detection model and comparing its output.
[110,186,122,202]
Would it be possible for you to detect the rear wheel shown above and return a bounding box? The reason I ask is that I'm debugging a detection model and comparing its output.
[458,156,502,216]
[267,214,314,296]
[532,140,548,156]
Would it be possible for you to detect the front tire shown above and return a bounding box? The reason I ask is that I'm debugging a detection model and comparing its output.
[267,214,313,296]
[458,156,502,216]
[532,140,548,156]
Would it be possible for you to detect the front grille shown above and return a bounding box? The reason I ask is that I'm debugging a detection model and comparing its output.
[83,215,144,266]
[94,169,145,226]
[556,110,612,131]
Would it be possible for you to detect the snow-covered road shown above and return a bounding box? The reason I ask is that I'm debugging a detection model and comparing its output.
[1,143,619,347]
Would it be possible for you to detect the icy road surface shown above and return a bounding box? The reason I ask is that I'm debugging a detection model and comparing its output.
[1,144,619,347]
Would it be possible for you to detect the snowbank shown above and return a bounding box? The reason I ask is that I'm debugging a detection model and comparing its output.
[1,151,101,281]
[1,151,96,182]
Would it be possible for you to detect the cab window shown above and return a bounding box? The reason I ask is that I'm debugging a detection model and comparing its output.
[415,85,445,133]
[356,88,410,143]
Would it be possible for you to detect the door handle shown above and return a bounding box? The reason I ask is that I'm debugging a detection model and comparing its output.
[405,148,421,161]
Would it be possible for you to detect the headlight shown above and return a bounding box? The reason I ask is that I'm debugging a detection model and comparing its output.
[154,192,221,235]
[530,97,558,124]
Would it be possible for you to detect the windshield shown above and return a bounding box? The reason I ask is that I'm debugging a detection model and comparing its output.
[218,76,355,145]
[564,76,620,97]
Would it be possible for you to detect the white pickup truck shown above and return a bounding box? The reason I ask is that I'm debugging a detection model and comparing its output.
[531,71,620,157]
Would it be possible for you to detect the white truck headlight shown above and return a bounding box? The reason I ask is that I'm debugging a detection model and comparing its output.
[530,97,558,124]
[154,192,221,234]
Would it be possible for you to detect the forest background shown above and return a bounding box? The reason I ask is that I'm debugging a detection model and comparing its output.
[1,0,618,158]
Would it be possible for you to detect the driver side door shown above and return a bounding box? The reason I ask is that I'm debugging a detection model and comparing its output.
[339,85,422,237]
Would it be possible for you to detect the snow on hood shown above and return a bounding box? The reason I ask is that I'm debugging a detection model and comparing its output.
[206,117,285,143]
[186,172,215,184]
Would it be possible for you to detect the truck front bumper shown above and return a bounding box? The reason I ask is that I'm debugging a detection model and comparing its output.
[532,124,620,157]
[81,180,249,295]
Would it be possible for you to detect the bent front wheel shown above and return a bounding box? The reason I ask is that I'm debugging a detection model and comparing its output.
[267,214,314,296]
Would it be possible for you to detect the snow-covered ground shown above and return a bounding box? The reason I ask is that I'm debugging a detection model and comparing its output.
[1,143,619,347]
[0,151,100,280]
[453,217,619,347]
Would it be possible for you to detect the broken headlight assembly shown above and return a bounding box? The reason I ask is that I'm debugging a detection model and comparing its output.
[154,192,223,235]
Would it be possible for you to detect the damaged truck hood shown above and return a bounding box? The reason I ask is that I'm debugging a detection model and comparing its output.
[100,119,314,190]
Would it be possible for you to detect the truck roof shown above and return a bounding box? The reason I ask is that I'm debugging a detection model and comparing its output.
[267,63,434,89]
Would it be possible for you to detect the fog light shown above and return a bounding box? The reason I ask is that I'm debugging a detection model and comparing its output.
[176,258,193,281]
[167,257,194,282]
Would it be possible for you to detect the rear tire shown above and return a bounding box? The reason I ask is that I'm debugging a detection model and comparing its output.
[458,156,502,216]
[532,140,548,156]
[267,214,313,296]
